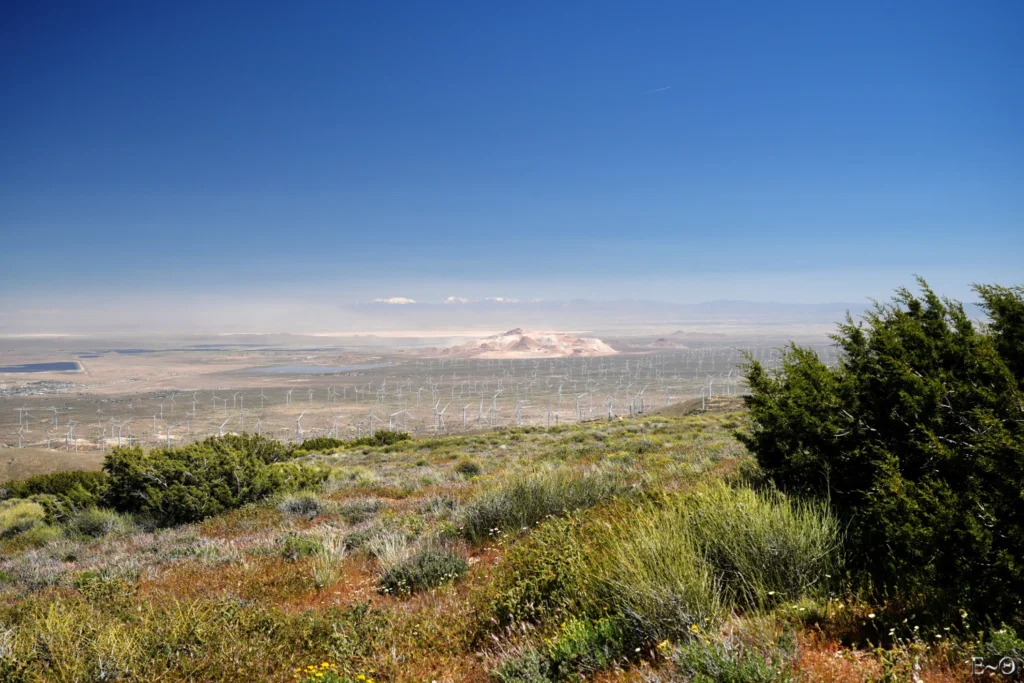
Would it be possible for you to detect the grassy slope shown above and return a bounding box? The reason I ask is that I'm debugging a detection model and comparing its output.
[0,411,968,682]
[0,447,104,484]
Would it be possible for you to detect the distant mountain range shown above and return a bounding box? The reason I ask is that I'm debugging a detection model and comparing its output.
[342,298,875,338]
[3,296,986,340]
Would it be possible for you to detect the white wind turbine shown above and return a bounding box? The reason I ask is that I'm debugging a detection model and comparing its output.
[295,410,307,440]
[368,409,384,437]
[437,402,450,432]
[331,413,349,438]
[573,392,588,423]
[116,419,131,447]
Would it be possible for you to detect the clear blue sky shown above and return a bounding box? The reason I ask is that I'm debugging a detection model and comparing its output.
[1,1,1021,312]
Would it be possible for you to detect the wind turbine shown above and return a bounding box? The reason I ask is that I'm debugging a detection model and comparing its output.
[165,423,178,448]
[437,402,450,432]
[295,410,307,440]
[218,417,231,437]
[368,409,384,437]
[573,392,588,423]
[515,400,528,427]
[331,413,349,438]
[116,419,131,448]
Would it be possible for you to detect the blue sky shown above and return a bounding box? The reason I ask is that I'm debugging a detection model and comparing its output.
[1,1,1021,317]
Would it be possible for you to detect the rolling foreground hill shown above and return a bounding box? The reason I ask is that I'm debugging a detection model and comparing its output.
[0,409,974,682]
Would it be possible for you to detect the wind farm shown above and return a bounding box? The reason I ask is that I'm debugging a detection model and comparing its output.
[0,327,840,477]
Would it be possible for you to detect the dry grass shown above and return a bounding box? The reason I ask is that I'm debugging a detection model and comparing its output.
[0,447,104,484]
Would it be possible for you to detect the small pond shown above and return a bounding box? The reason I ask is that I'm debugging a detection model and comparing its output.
[0,362,82,373]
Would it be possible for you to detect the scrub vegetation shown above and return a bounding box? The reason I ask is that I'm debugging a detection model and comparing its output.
[0,282,1020,682]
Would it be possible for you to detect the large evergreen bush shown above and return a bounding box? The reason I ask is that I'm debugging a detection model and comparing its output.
[740,280,1024,626]
[103,435,328,526]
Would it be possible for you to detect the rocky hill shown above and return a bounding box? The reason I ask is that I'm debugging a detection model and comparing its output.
[443,328,617,359]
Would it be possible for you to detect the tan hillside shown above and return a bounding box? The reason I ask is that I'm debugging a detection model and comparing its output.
[443,328,617,359]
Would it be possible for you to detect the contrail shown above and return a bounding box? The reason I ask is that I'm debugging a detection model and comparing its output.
[644,86,672,95]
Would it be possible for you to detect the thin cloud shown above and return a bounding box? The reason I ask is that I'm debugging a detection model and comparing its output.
[644,86,672,95]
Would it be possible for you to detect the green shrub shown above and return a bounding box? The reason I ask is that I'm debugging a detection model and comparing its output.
[454,458,481,478]
[197,433,295,463]
[378,547,467,595]
[489,516,585,626]
[628,438,658,454]
[72,570,135,605]
[680,483,840,608]
[669,633,796,683]
[349,430,411,448]
[299,436,345,451]
[103,439,329,526]
[336,498,384,525]
[545,617,626,679]
[491,647,552,683]
[740,280,1024,626]
[280,533,323,561]
[586,500,723,644]
[342,527,377,551]
[278,493,324,519]
[9,523,63,547]
[65,507,130,538]
[0,470,107,510]
[312,534,348,589]
[0,499,47,539]
[489,618,627,683]
[581,484,837,644]
[459,468,631,543]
